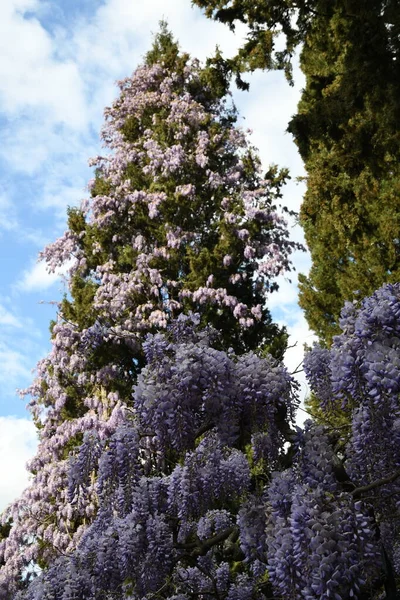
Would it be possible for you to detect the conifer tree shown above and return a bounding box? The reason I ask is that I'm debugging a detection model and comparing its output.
[192,0,400,344]
[293,2,400,343]
[0,28,298,594]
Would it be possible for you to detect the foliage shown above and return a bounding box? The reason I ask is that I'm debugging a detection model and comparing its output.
[12,282,400,599]
[192,0,400,344]
[191,0,399,84]
[0,29,299,594]
[294,2,400,343]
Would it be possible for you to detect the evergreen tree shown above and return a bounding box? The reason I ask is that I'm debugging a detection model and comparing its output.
[192,0,400,343]
[293,2,400,343]
[0,28,298,595]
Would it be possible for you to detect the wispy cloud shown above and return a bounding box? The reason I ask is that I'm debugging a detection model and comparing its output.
[0,296,48,419]
[0,303,23,328]
[0,193,19,232]
[15,258,71,292]
[0,341,32,382]
[0,300,42,380]
[0,1,87,128]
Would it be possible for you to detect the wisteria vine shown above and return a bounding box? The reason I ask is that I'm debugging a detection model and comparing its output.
[0,31,300,594]
[7,295,400,598]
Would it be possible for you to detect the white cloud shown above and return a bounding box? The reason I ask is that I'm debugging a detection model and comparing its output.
[69,0,244,75]
[0,193,19,232]
[0,303,22,328]
[40,179,88,216]
[0,192,51,245]
[3,0,38,13]
[284,310,316,374]
[0,416,37,511]
[269,276,302,313]
[0,118,84,176]
[15,258,72,292]
[277,309,317,427]
[0,302,50,437]
[268,263,316,427]
[0,1,87,129]
[0,343,32,384]
[16,260,58,292]
[234,59,305,168]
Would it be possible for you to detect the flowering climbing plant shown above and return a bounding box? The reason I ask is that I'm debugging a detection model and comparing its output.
[304,282,400,593]
[9,290,400,599]
[0,29,300,596]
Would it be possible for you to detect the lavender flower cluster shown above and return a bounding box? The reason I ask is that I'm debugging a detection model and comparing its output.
[7,301,400,599]
[9,315,297,600]
[304,283,400,584]
[41,53,299,335]
[265,426,381,599]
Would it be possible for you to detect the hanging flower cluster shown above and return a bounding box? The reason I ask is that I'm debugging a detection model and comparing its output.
[5,314,298,600]
[304,283,400,587]
[9,315,391,600]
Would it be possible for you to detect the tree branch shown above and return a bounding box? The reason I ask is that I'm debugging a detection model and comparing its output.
[192,525,238,557]
[176,525,239,558]
[352,470,400,499]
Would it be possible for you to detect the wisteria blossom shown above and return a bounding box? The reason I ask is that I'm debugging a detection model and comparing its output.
[304,283,400,594]
[9,310,396,600]
[0,32,299,595]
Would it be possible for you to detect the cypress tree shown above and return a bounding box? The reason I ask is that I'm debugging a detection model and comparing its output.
[192,0,400,343]
[293,4,400,342]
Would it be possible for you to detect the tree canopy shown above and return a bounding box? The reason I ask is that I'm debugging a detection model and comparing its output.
[192,0,400,343]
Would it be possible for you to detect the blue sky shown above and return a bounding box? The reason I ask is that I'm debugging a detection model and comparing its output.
[0,0,314,509]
